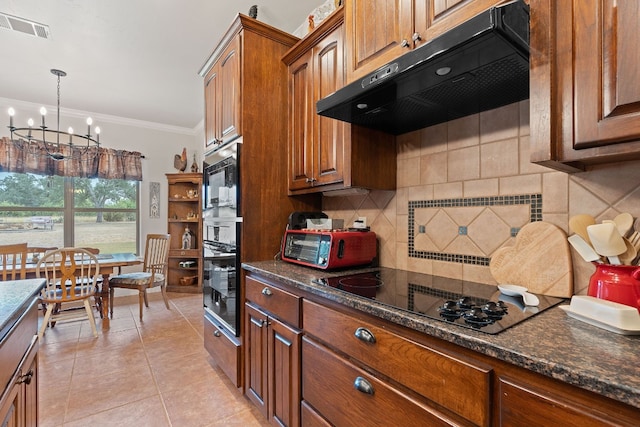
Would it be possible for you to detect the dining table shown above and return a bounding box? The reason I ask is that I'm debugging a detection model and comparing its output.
[16,252,142,330]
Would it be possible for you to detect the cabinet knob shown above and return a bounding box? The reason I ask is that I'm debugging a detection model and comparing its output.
[213,330,221,337]
[412,32,422,42]
[17,369,34,385]
[354,327,376,343]
[353,376,375,395]
[400,39,410,48]
[262,287,273,296]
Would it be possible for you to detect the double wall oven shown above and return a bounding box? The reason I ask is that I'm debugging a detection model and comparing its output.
[203,141,241,337]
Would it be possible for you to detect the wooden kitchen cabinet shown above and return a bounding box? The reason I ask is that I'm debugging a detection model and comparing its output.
[244,268,640,427]
[0,300,39,427]
[530,0,640,171]
[496,375,640,427]
[303,337,456,427]
[199,15,321,389]
[203,35,240,148]
[283,7,396,195]
[345,0,504,84]
[166,173,202,293]
[244,276,301,427]
[303,299,491,426]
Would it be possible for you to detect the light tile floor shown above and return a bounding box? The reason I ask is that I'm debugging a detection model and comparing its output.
[37,292,269,427]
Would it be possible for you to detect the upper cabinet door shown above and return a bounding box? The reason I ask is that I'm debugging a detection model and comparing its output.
[530,0,640,171]
[204,68,220,148]
[314,26,345,187]
[288,51,315,191]
[345,0,413,84]
[573,0,640,148]
[218,36,241,144]
[414,0,503,46]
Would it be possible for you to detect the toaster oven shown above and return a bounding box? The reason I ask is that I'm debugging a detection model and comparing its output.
[281,229,377,270]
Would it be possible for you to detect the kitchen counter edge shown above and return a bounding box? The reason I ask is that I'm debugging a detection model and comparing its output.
[0,278,46,342]
[242,260,640,409]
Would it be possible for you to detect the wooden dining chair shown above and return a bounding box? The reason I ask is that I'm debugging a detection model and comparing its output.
[109,234,171,320]
[36,247,100,338]
[0,243,28,281]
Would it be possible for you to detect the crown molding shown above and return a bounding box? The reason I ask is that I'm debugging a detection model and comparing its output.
[0,97,198,136]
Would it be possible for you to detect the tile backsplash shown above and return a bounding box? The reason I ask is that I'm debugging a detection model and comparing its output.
[322,101,640,295]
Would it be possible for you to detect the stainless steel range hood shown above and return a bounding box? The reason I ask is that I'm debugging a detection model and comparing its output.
[316,0,529,136]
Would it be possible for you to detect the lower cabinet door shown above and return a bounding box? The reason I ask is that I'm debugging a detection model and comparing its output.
[245,303,269,417]
[268,316,301,427]
[302,337,457,427]
[0,379,21,427]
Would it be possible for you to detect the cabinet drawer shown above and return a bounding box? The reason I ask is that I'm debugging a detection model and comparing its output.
[246,276,300,327]
[302,337,455,427]
[497,375,640,427]
[204,312,241,387]
[303,300,491,426]
[301,400,332,427]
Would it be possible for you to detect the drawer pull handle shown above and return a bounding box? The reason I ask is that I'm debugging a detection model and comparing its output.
[213,330,221,337]
[262,287,273,296]
[18,369,34,385]
[354,327,376,343]
[354,376,374,395]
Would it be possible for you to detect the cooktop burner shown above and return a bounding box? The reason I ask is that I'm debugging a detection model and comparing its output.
[313,269,564,334]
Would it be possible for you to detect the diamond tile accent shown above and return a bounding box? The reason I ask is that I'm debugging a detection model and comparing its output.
[408,194,542,265]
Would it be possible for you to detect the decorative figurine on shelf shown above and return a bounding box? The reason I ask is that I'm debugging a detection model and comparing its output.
[308,15,315,33]
[248,5,258,19]
[190,153,199,173]
[174,147,187,172]
[182,226,192,249]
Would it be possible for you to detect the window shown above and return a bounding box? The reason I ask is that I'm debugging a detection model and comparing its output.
[0,172,139,254]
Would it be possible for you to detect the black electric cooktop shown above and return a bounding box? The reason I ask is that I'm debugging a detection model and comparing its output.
[313,269,564,334]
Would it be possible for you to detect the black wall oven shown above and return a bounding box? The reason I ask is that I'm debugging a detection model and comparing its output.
[203,141,241,337]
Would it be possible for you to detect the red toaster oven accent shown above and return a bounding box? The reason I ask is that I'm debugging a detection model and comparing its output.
[281,229,377,270]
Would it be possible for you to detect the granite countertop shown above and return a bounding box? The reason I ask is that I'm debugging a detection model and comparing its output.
[0,279,46,342]
[242,260,640,410]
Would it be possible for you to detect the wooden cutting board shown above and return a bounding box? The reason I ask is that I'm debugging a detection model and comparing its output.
[489,221,573,297]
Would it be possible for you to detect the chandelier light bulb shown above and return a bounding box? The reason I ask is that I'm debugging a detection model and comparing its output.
[27,118,34,127]
[86,117,93,126]
[95,126,100,144]
[40,107,47,127]
[8,107,15,128]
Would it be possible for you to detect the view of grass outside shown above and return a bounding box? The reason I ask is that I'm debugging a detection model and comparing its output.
[0,172,139,254]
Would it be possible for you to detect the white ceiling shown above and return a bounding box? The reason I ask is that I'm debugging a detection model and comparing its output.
[0,0,325,132]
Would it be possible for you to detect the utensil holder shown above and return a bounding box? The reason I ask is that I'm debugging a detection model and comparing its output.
[588,263,640,310]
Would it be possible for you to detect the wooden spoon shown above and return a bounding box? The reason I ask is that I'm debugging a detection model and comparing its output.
[568,234,602,263]
[569,214,596,245]
[613,213,634,238]
[587,222,626,265]
[619,237,638,265]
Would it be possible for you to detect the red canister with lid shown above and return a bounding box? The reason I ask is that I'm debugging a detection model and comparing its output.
[587,263,640,310]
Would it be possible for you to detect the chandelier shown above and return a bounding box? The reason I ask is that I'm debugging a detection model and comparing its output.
[7,69,101,160]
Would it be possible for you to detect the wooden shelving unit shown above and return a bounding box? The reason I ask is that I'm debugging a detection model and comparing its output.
[166,173,203,293]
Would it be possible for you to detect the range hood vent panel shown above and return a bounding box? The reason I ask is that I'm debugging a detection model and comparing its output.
[317,0,530,135]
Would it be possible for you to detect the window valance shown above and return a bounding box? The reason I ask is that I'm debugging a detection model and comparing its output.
[0,137,143,181]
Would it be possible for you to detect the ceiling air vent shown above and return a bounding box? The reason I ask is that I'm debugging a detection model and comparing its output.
[0,12,50,39]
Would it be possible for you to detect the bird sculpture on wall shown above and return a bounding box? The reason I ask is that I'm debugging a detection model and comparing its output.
[174,147,188,172]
